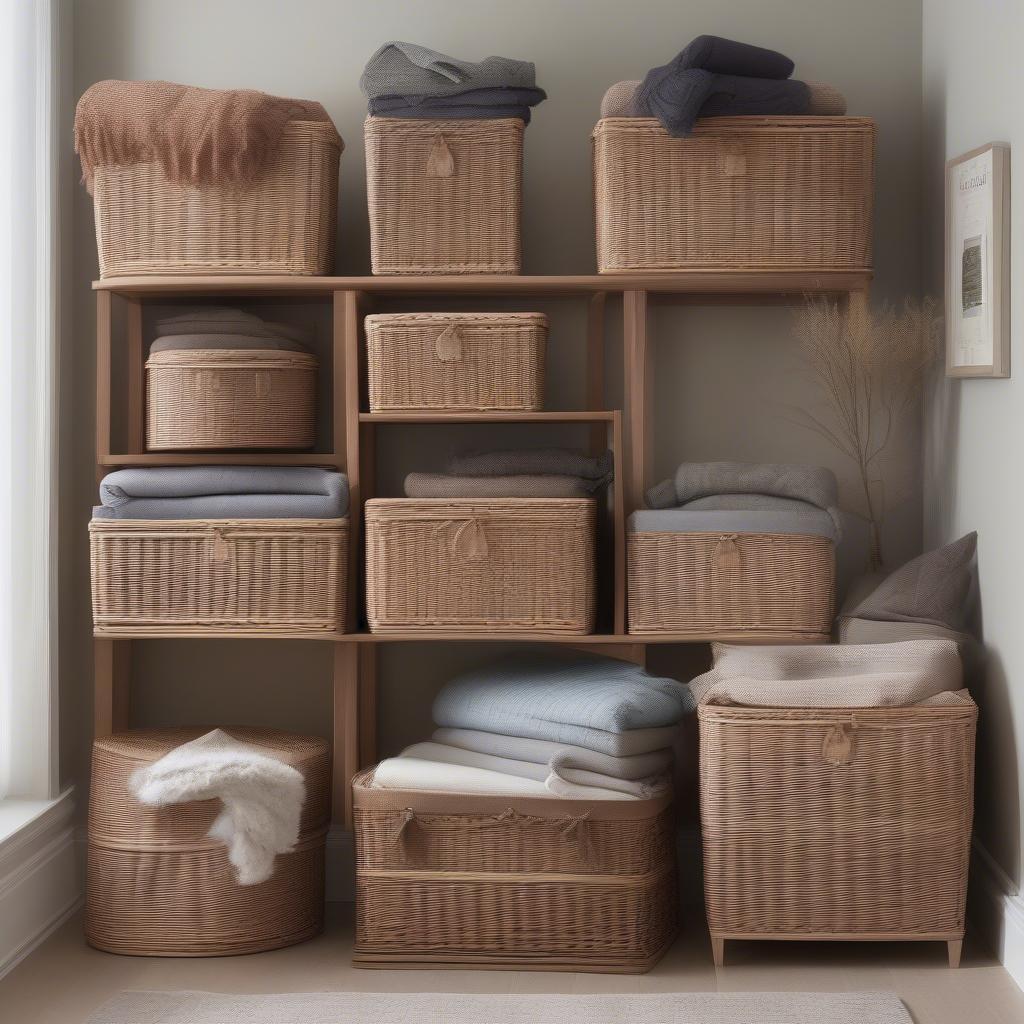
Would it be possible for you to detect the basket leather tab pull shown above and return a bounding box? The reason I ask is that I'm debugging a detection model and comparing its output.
[713,534,741,571]
[434,324,463,362]
[822,725,854,766]
[426,133,455,178]
[208,528,233,564]
[720,144,747,177]
[254,370,271,398]
[450,518,488,561]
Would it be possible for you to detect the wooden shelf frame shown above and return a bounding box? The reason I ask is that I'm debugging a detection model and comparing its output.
[91,271,871,830]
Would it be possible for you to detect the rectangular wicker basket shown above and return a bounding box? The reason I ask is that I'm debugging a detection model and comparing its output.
[89,518,347,635]
[628,529,834,640]
[699,696,977,968]
[146,348,318,450]
[593,116,875,273]
[365,117,523,275]
[352,770,678,972]
[91,121,341,278]
[364,498,595,634]
[365,312,546,411]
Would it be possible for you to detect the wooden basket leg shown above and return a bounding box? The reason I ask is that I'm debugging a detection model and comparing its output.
[947,939,963,969]
[711,935,725,967]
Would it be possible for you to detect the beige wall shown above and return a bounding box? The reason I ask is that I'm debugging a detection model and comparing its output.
[922,0,1024,887]
[64,2,925,800]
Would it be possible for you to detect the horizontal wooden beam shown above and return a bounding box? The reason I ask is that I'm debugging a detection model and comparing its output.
[359,411,615,424]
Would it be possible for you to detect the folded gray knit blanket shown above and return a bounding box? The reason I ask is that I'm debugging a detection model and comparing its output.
[449,448,612,480]
[432,654,693,756]
[368,86,546,123]
[150,333,308,354]
[361,41,539,99]
[156,307,310,346]
[94,467,348,520]
[405,473,605,499]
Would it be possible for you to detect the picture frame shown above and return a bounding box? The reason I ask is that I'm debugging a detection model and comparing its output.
[945,142,1011,378]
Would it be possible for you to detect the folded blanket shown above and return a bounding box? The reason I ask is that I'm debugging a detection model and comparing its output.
[94,467,349,520]
[75,80,339,192]
[361,41,539,99]
[405,473,606,499]
[690,639,963,708]
[432,727,674,781]
[156,308,310,345]
[150,333,309,354]
[400,742,666,799]
[601,80,644,118]
[129,729,305,885]
[629,505,837,541]
[369,86,546,123]
[432,654,692,756]
[448,448,613,480]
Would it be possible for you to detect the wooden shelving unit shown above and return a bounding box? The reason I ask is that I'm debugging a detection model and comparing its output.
[91,270,870,829]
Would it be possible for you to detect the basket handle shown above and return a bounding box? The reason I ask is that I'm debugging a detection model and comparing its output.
[433,517,489,561]
[713,534,741,570]
[822,722,855,766]
[434,323,463,362]
[426,133,455,178]
[718,142,747,177]
[206,526,234,564]
[254,370,272,398]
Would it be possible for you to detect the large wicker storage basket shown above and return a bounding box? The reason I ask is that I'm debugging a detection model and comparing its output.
[352,770,678,972]
[91,121,341,278]
[628,528,834,640]
[87,727,329,956]
[699,695,977,967]
[365,117,522,275]
[89,518,347,635]
[365,312,547,412]
[146,348,317,450]
[364,498,595,634]
[593,116,875,273]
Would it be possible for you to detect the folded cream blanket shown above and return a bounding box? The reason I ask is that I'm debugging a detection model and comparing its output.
[129,729,305,885]
[690,639,963,707]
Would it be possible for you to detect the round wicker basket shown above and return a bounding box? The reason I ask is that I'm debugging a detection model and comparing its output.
[86,727,329,957]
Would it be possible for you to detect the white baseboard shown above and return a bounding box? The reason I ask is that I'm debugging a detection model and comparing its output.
[327,828,354,902]
[969,839,1024,991]
[0,791,81,980]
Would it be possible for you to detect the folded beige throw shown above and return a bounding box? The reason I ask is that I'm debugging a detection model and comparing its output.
[75,80,340,192]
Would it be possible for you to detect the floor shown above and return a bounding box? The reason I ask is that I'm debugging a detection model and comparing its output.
[2,905,1023,1024]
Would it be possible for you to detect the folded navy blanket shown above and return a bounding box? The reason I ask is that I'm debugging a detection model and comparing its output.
[94,467,349,520]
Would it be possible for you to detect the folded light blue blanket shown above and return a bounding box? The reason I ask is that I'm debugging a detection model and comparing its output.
[94,467,349,520]
[432,654,693,756]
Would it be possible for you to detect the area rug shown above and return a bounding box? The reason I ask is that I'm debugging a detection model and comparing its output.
[87,990,913,1024]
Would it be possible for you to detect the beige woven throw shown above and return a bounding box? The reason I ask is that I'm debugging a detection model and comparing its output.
[75,80,340,191]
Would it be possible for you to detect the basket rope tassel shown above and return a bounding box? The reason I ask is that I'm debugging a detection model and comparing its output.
[821,722,855,766]
[425,133,455,178]
[434,323,463,362]
[207,526,235,564]
[713,533,741,571]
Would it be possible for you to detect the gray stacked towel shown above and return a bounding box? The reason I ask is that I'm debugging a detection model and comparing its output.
[361,41,546,122]
[154,307,311,350]
[405,448,613,499]
[94,467,349,520]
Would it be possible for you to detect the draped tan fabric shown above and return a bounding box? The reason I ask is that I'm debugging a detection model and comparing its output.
[75,80,340,192]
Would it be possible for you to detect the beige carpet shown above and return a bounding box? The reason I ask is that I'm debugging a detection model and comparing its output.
[87,990,913,1023]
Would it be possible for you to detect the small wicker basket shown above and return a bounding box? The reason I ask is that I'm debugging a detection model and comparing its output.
[91,121,341,278]
[628,530,834,640]
[146,348,317,450]
[365,498,595,634]
[352,770,678,972]
[699,696,977,968]
[365,312,546,412]
[593,116,875,273]
[365,117,523,275]
[90,517,347,635]
[87,727,330,957]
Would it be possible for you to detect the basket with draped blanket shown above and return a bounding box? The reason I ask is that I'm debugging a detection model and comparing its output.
[364,498,595,634]
[352,769,677,972]
[364,116,523,274]
[592,116,875,273]
[365,312,546,411]
[86,727,329,956]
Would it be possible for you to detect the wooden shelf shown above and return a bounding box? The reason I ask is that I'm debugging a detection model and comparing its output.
[94,270,871,299]
[97,452,343,467]
[360,411,614,424]
[343,631,823,645]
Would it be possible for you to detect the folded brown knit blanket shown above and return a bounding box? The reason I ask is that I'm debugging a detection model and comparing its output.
[75,80,340,192]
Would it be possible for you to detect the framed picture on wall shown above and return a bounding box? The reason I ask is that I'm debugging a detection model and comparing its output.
[945,142,1011,378]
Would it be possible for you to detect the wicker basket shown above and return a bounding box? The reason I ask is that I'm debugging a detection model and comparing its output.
[90,518,347,635]
[699,696,977,967]
[628,530,834,640]
[146,349,317,450]
[365,498,595,634]
[91,121,341,278]
[365,312,546,412]
[87,727,329,956]
[593,116,875,273]
[365,117,522,275]
[352,770,678,972]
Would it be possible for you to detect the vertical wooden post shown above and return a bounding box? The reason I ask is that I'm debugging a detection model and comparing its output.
[611,411,626,634]
[623,289,652,514]
[94,638,130,736]
[359,644,378,768]
[126,297,144,453]
[333,641,360,829]
[336,290,362,631]
[585,291,607,454]
[95,290,113,465]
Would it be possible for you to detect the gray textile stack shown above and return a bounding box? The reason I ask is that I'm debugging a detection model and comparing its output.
[405,448,613,499]
[361,41,546,122]
[153,307,311,352]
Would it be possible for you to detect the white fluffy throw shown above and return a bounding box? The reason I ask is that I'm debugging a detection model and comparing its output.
[130,729,306,885]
